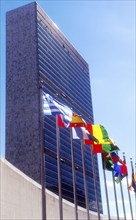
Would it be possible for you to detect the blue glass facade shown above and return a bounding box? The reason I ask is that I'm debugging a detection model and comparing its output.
[37,4,102,213]
[6,2,102,213]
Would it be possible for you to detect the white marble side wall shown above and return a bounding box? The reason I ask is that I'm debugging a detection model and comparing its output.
[0,157,120,220]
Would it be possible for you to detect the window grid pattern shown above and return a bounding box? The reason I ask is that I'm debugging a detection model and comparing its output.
[37,10,102,213]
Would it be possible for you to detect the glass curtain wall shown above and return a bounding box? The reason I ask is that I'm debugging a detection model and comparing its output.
[37,6,102,213]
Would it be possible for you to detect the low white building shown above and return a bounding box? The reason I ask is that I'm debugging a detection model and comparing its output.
[0,157,120,220]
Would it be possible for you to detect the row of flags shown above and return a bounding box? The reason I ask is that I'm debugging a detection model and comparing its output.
[43,93,136,193]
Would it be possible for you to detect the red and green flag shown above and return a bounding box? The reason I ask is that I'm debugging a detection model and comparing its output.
[91,143,119,154]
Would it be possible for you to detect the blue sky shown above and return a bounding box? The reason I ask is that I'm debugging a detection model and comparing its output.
[0,0,135,219]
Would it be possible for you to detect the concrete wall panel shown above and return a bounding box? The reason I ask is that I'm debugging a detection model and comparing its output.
[0,157,120,220]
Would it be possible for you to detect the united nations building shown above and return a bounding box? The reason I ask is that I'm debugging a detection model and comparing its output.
[5,2,103,216]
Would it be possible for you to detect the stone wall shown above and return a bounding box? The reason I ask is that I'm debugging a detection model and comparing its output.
[6,2,41,183]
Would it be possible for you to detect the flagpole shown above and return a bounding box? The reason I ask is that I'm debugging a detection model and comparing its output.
[130,159,136,204]
[119,174,126,220]
[135,162,136,200]
[122,154,134,220]
[90,148,101,220]
[101,155,111,220]
[56,116,63,220]
[70,129,78,220]
[39,81,46,220]
[81,140,90,220]
[112,171,120,220]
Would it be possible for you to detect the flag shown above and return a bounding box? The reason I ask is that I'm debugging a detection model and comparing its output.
[58,113,86,127]
[102,153,113,171]
[113,163,128,177]
[85,124,120,153]
[110,152,120,163]
[88,143,119,154]
[43,93,72,127]
[115,174,127,183]
[114,159,128,183]
[92,144,103,153]
[72,127,98,142]
[92,144,113,154]
[109,144,120,152]
[110,152,124,164]
[129,162,136,192]
[86,124,115,146]
[129,173,136,192]
[102,144,112,153]
[103,144,119,153]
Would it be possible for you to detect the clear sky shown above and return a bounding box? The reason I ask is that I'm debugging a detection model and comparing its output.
[0,0,135,219]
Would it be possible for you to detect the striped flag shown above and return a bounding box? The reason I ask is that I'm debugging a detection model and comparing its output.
[43,93,72,127]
